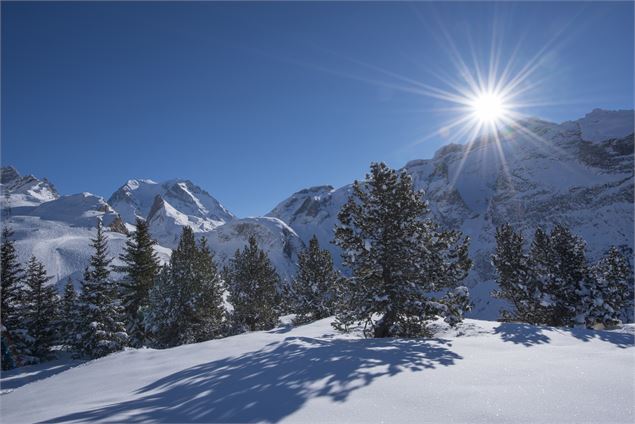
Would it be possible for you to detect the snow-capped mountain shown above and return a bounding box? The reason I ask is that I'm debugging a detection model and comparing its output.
[0,166,59,208]
[2,109,632,317]
[203,217,305,281]
[109,178,234,226]
[106,178,303,278]
[268,109,634,317]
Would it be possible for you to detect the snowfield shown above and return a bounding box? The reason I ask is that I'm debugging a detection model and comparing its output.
[1,318,633,423]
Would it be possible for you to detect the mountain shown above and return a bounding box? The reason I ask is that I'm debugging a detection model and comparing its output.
[107,178,303,278]
[2,109,632,316]
[1,171,170,288]
[0,166,59,209]
[203,216,304,281]
[268,109,634,317]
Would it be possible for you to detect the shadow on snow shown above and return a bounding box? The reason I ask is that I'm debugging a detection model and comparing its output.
[494,322,634,348]
[46,336,462,423]
[0,354,85,393]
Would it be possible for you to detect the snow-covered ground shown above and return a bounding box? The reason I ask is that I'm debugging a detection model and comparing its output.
[1,318,633,423]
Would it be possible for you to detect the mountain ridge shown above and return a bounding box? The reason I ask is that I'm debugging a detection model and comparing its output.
[2,108,633,318]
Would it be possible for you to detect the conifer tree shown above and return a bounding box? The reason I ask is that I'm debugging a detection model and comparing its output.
[22,256,58,360]
[582,247,632,328]
[115,218,160,347]
[145,228,225,347]
[1,226,30,369]
[76,219,128,358]
[226,236,280,332]
[333,162,472,337]
[492,224,544,324]
[289,235,337,324]
[547,225,587,326]
[59,277,78,349]
[145,265,176,347]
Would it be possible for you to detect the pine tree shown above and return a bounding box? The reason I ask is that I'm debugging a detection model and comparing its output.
[333,162,472,338]
[582,247,632,328]
[289,235,337,324]
[187,237,225,342]
[59,277,78,349]
[76,219,128,358]
[525,227,559,325]
[1,226,30,369]
[115,218,160,347]
[145,265,176,347]
[145,228,225,347]
[226,236,281,332]
[492,224,543,324]
[548,224,587,326]
[22,256,58,360]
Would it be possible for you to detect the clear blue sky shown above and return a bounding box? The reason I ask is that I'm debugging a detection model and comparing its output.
[2,1,633,217]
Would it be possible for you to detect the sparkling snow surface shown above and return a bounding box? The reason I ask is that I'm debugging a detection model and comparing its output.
[1,318,633,423]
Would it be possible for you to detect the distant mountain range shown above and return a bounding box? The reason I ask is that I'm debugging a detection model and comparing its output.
[2,108,633,318]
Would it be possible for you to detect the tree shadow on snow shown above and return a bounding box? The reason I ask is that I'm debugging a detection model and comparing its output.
[494,322,634,349]
[0,354,85,393]
[46,336,462,423]
[564,327,634,349]
[494,322,551,347]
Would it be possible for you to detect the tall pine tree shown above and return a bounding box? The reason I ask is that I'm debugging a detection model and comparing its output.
[76,219,128,358]
[288,235,338,324]
[1,226,30,369]
[115,218,160,347]
[226,236,280,332]
[334,162,472,338]
[492,224,545,324]
[59,277,78,349]
[145,228,225,347]
[22,256,58,360]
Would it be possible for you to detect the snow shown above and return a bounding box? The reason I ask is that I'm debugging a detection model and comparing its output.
[574,109,634,143]
[1,318,633,423]
[108,178,234,226]
[28,192,119,228]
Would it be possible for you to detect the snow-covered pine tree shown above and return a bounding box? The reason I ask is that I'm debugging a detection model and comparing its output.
[491,224,541,323]
[186,237,225,342]
[144,265,176,348]
[75,219,128,358]
[289,235,338,324]
[59,277,78,349]
[226,235,280,332]
[115,218,160,347]
[526,227,559,325]
[1,227,22,329]
[582,246,632,329]
[0,226,32,369]
[22,256,58,360]
[145,228,225,347]
[546,224,587,326]
[333,162,472,338]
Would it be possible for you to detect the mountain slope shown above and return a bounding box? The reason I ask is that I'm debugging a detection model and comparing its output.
[0,166,58,208]
[268,109,634,317]
[1,318,633,423]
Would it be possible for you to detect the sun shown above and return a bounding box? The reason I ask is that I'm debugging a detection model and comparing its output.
[469,91,507,125]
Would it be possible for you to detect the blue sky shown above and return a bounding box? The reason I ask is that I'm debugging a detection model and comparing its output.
[2,1,633,217]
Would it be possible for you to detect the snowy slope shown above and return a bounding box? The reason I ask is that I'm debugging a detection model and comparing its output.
[202,216,305,282]
[268,110,634,318]
[1,171,170,288]
[1,318,633,423]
